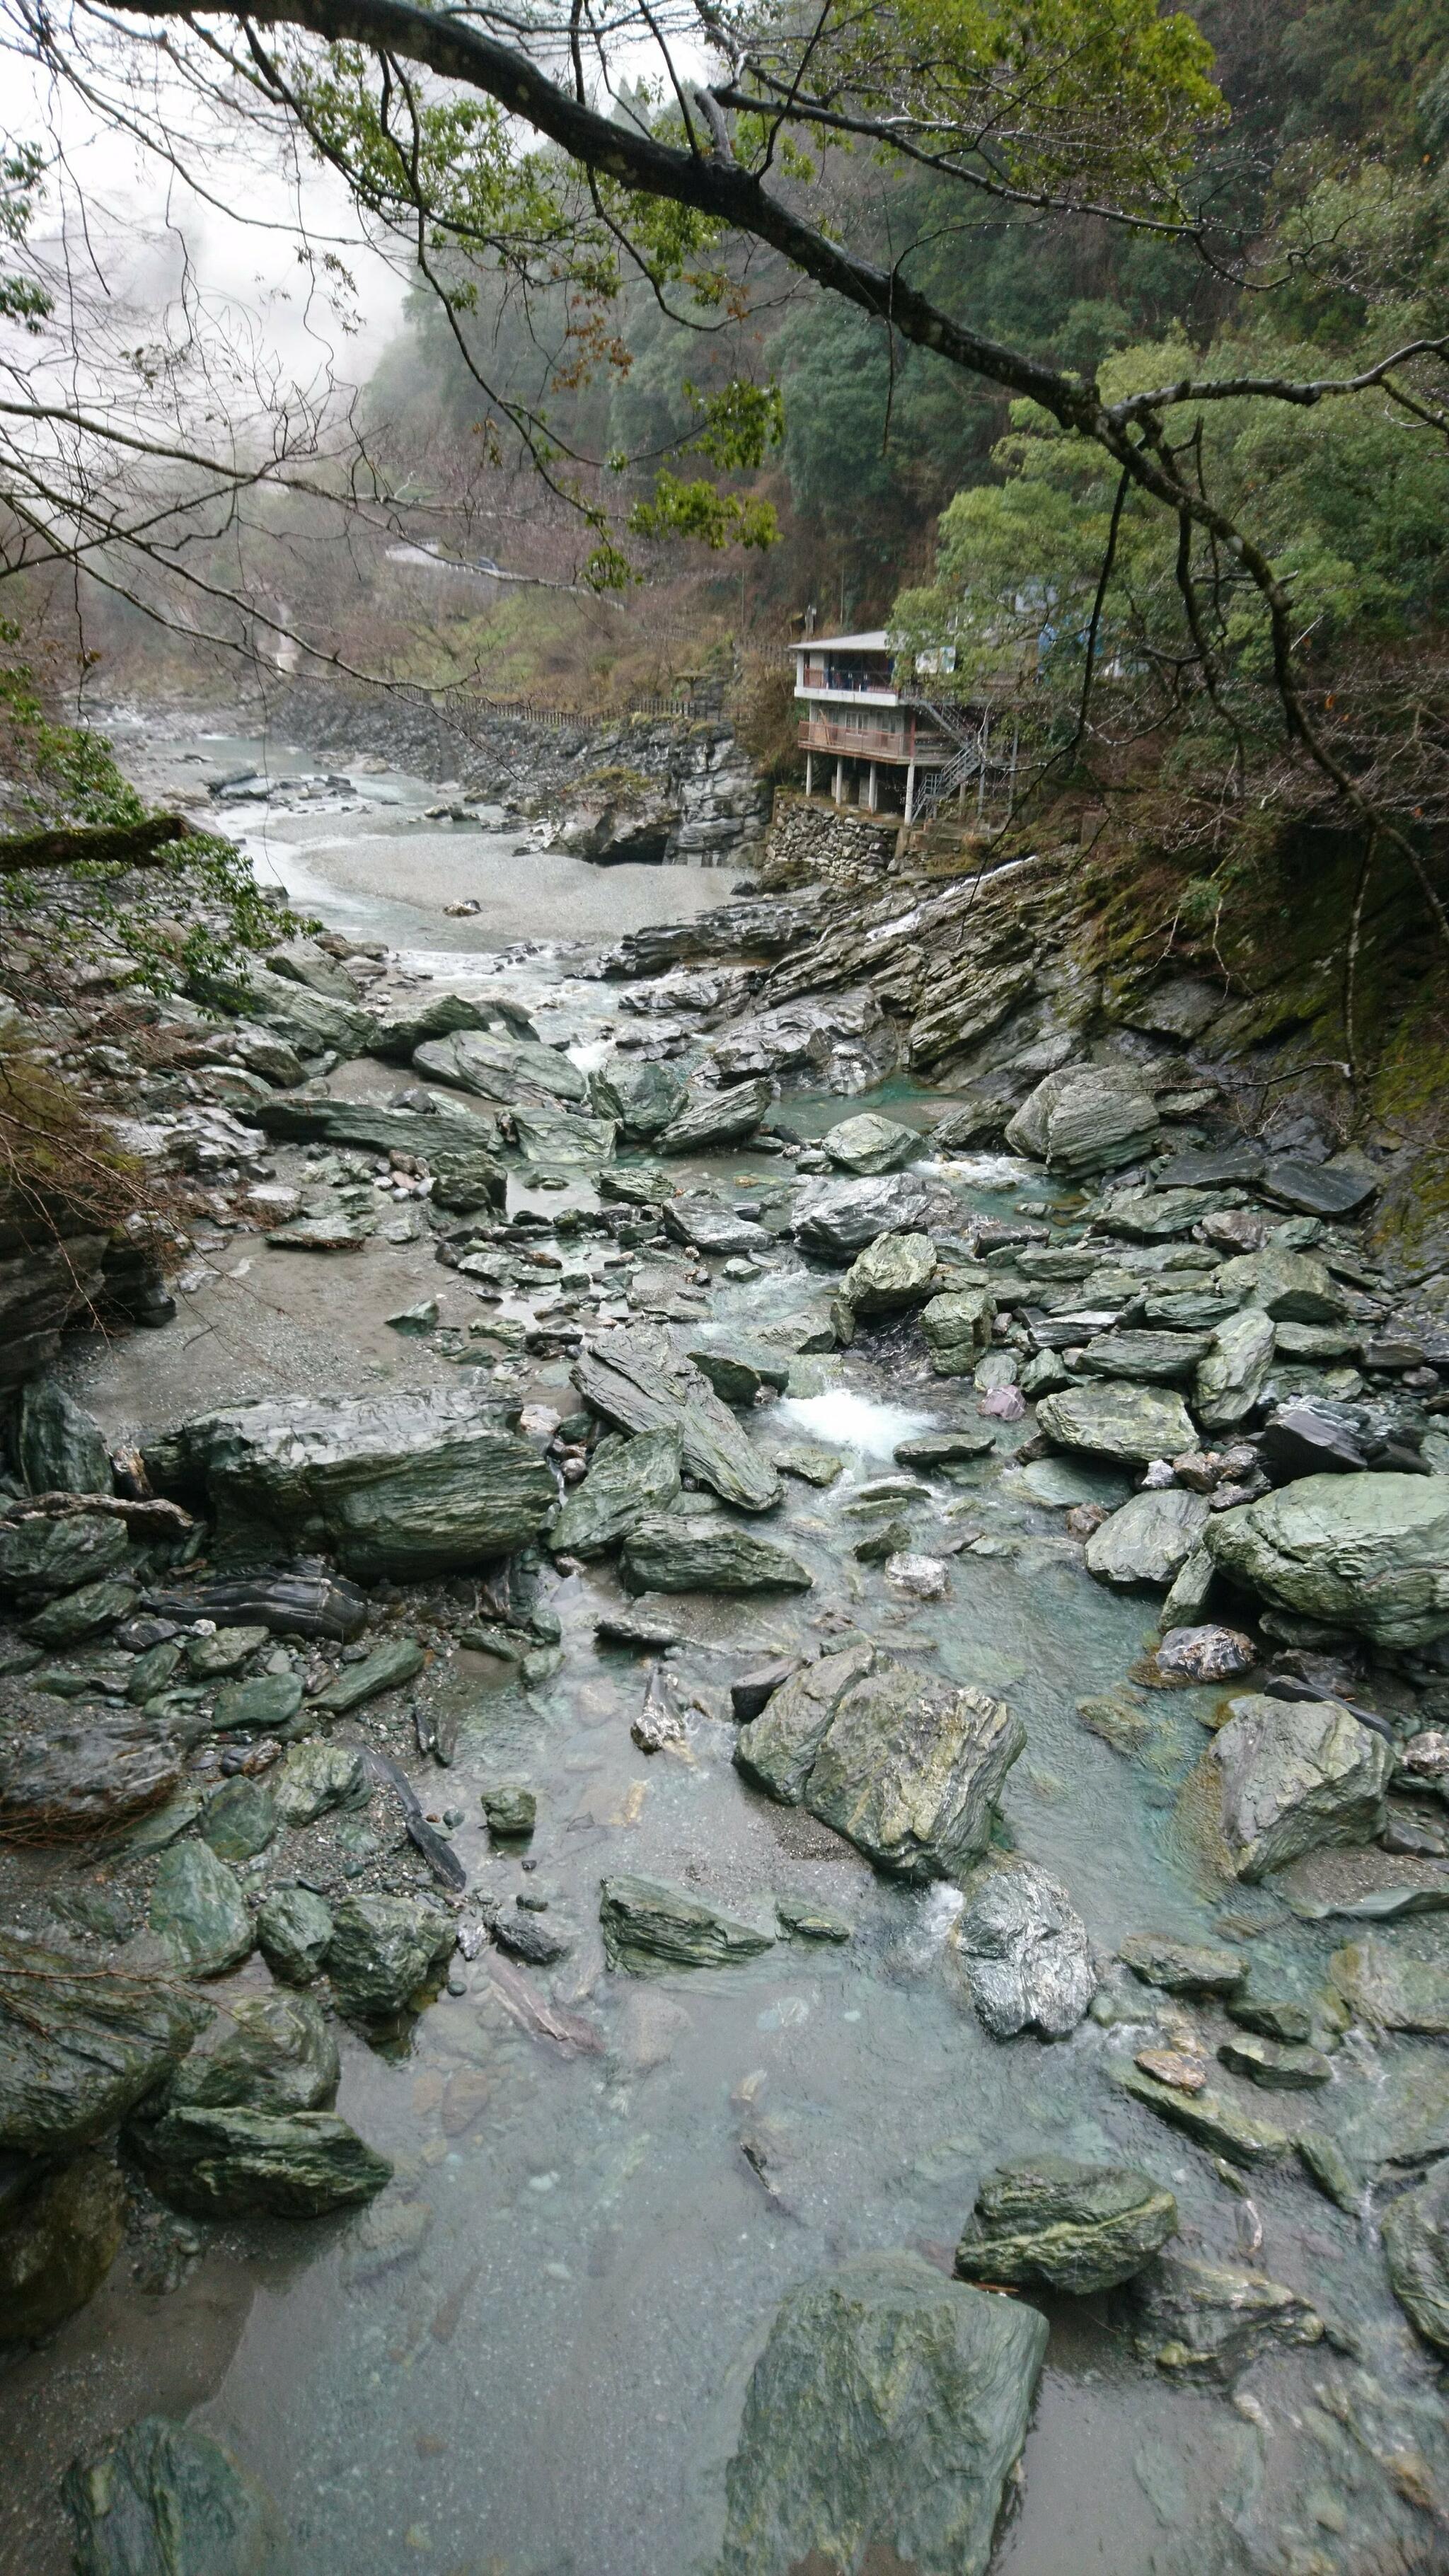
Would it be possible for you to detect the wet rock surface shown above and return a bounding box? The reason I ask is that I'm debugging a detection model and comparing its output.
[952,1859,1097,2036]
[955,2156,1177,2292]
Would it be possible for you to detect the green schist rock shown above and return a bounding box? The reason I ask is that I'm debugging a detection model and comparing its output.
[1020,1348,1071,1396]
[1194,1307,1276,1430]
[684,1338,793,1405]
[482,1783,536,1837]
[1226,1992,1314,2045]
[1096,1186,1214,1239]
[1212,1246,1348,1324]
[267,1215,369,1254]
[1329,1939,1449,2034]
[385,1298,439,1337]
[1006,1063,1160,1175]
[775,1895,852,1943]
[620,1515,812,1595]
[599,1164,676,1208]
[158,1990,338,2118]
[150,1387,556,1580]
[1218,2033,1330,2090]
[149,1842,254,1977]
[589,1056,686,1138]
[1037,1382,1199,1465]
[16,1378,113,1496]
[185,1627,269,1678]
[572,1324,780,1513]
[129,2101,391,2219]
[1016,1455,1129,1510]
[1116,2062,1293,2166]
[128,1641,183,1700]
[717,2250,1046,2576]
[63,2413,291,2576]
[599,1874,773,1973]
[0,1931,209,2153]
[311,1636,425,1714]
[1080,1329,1211,1384]
[1085,1489,1209,1590]
[200,1777,278,1862]
[325,1893,454,2018]
[1202,1694,1392,1881]
[1160,1544,1216,1625]
[272,1740,369,1827]
[214,1673,304,1733]
[0,1510,129,1600]
[1205,1473,1449,1648]
[257,1886,334,1985]
[1380,2159,1449,2353]
[1119,1934,1247,1995]
[0,1713,180,1835]
[414,1025,587,1107]
[823,1111,916,1175]
[23,1576,138,1647]
[894,1429,996,1467]
[0,2152,125,2342]
[841,1230,938,1315]
[954,2156,1177,2294]
[772,1444,842,1487]
[919,1287,995,1375]
[1077,1692,1153,1753]
[658,1076,773,1154]
[1130,2251,1323,2382]
[367,988,492,1058]
[1298,2131,1361,2212]
[737,1641,1024,1883]
[514,1104,618,1168]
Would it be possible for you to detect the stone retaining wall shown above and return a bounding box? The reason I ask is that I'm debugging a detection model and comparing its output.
[759,793,902,890]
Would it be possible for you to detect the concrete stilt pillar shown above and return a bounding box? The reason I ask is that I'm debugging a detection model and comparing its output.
[804,750,814,796]
[867,761,878,811]
[833,758,844,804]
[904,759,917,822]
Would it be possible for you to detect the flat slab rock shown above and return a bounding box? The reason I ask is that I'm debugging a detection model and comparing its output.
[620,1515,812,1595]
[599,1874,774,1973]
[550,1426,682,1558]
[717,2250,1046,2576]
[1130,2251,1323,2381]
[572,1324,780,1513]
[1037,1382,1197,1465]
[734,1641,1024,1881]
[1202,1693,1392,1881]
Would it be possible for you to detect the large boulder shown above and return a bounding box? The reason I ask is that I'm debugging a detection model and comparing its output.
[1380,2159,1449,2354]
[325,1893,454,2019]
[1211,1247,1348,1325]
[737,1646,1023,1883]
[952,1861,1097,2038]
[0,1711,180,1835]
[412,1027,587,1107]
[63,2415,291,2576]
[0,1509,130,1601]
[599,1875,774,1973]
[0,1933,208,2154]
[1005,1065,1160,1176]
[573,1325,780,1512]
[1328,1939,1449,2034]
[512,1104,617,1169]
[717,2250,1046,2576]
[365,990,492,1059]
[954,2158,1176,2294]
[791,1172,945,1262]
[0,2150,127,2342]
[16,1379,112,1495]
[127,2104,390,2219]
[620,1515,812,1595]
[147,1388,556,1578]
[824,1112,916,1176]
[920,1286,995,1375]
[1037,1383,1196,1464]
[149,1842,254,1977]
[158,1991,338,2118]
[227,960,372,1056]
[841,1230,938,1315]
[589,1056,687,1139]
[256,1887,334,1986]
[1194,1308,1276,1431]
[1085,1489,1209,1590]
[1202,1694,1392,1880]
[549,1428,682,1558]
[658,1078,774,1154]
[1204,1473,1449,1648]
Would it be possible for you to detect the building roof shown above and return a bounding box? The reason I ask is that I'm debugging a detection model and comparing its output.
[794,629,890,652]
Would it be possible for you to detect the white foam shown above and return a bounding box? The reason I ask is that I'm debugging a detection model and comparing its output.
[776,1390,936,1460]
[567,1037,613,1074]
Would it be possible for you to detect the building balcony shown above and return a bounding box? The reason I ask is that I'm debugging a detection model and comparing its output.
[798,717,947,763]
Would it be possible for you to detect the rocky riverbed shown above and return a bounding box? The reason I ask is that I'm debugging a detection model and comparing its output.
[2,714,1448,2576]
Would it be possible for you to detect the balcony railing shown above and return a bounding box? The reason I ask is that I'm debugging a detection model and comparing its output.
[799,717,947,762]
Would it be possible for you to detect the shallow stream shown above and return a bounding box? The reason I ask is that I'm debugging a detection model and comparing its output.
[4,723,1446,2576]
